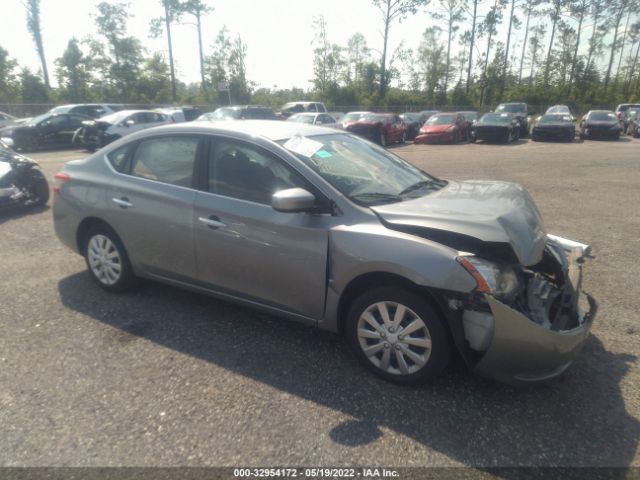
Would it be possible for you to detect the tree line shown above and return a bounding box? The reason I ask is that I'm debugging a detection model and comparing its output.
[1,0,639,112]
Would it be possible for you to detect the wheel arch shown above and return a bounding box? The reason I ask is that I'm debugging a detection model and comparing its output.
[76,217,117,252]
[336,271,446,336]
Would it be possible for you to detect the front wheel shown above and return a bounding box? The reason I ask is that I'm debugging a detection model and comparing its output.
[26,169,49,206]
[379,131,387,147]
[346,287,451,384]
[84,225,135,292]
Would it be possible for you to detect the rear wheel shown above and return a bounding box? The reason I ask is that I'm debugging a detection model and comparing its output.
[346,286,451,384]
[83,224,135,292]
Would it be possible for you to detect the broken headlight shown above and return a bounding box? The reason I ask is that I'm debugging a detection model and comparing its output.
[457,256,519,300]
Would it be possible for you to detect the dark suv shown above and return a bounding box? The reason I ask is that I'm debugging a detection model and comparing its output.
[495,103,532,136]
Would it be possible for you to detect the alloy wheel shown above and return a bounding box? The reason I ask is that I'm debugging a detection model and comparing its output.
[357,301,432,375]
[87,234,122,286]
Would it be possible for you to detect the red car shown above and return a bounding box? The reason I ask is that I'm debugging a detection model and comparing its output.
[414,112,469,144]
[345,113,407,146]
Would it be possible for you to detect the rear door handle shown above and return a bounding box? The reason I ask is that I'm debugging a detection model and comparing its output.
[198,216,227,229]
[112,197,133,208]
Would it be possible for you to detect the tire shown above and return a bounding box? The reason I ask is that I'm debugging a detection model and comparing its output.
[27,169,49,206]
[83,224,135,292]
[346,286,451,384]
[379,131,387,147]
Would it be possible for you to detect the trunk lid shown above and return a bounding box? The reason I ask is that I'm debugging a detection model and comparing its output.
[371,180,547,266]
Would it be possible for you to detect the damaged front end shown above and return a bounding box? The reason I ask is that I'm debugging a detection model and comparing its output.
[455,234,597,384]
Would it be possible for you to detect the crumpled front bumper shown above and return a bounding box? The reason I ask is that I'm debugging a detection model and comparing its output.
[471,235,598,385]
[473,293,597,384]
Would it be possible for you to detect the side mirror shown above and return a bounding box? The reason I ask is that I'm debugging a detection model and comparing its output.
[272,188,317,213]
[125,119,135,127]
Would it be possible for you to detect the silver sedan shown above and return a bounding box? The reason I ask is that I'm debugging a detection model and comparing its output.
[53,121,597,385]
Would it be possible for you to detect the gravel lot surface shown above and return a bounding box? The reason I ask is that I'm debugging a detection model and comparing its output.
[1,137,639,470]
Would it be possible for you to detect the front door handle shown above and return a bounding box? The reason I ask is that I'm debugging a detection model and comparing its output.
[112,197,133,208]
[198,216,227,229]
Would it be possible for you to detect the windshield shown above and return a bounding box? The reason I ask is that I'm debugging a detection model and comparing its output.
[401,113,419,122]
[539,114,572,124]
[210,108,241,120]
[589,112,617,121]
[627,109,639,119]
[360,114,387,122]
[496,104,526,114]
[288,114,314,124]
[546,105,570,114]
[29,113,52,125]
[49,106,72,114]
[279,133,443,206]
[343,112,367,122]
[479,113,511,124]
[426,114,456,125]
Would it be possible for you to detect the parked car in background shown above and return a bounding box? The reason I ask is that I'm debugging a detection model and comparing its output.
[495,102,531,136]
[530,114,576,142]
[52,120,596,385]
[472,112,521,143]
[278,102,327,119]
[197,105,278,121]
[400,112,426,140]
[414,112,469,144]
[0,138,49,210]
[74,110,172,151]
[49,104,124,119]
[626,109,640,137]
[579,110,622,140]
[345,113,406,146]
[0,112,91,151]
[341,111,372,129]
[287,112,341,129]
[615,103,640,131]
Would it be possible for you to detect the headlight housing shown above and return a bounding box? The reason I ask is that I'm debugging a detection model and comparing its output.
[457,255,519,300]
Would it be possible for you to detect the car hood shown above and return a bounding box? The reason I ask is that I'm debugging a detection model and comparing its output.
[371,180,547,266]
[421,124,452,133]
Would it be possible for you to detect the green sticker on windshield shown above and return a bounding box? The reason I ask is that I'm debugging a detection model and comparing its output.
[316,150,332,158]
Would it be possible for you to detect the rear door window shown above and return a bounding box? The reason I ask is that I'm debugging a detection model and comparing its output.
[130,136,200,187]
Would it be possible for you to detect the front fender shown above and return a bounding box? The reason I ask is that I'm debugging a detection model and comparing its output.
[320,222,477,331]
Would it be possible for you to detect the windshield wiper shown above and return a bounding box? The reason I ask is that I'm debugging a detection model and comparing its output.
[351,192,403,204]
[399,180,441,196]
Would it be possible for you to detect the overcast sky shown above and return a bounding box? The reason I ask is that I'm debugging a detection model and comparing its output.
[0,0,599,90]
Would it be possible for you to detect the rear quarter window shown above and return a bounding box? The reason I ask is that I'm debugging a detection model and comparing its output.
[107,144,131,173]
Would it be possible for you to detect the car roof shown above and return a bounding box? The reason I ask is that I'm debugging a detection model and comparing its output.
[122,120,338,142]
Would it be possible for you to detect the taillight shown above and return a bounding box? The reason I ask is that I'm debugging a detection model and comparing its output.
[53,171,70,193]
